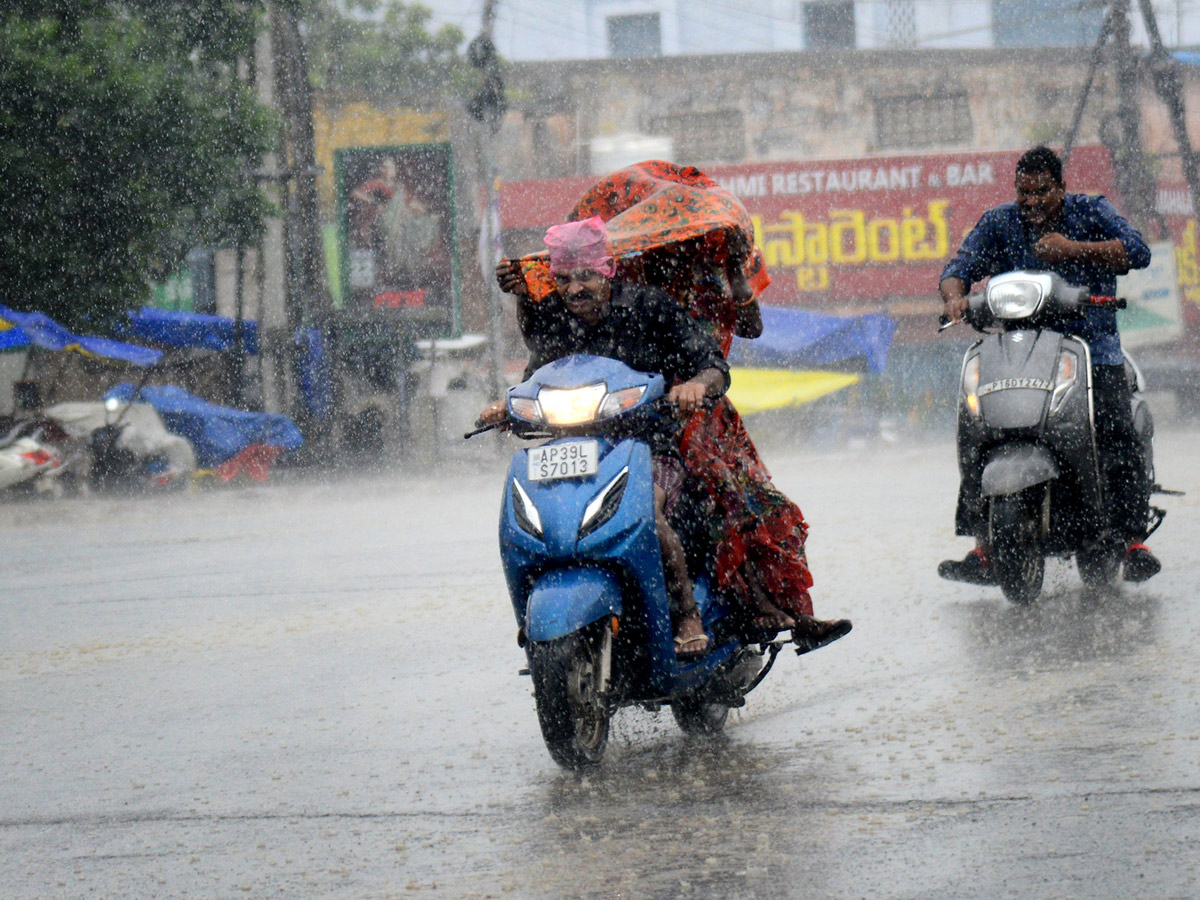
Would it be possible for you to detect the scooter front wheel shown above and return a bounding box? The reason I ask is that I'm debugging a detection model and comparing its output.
[529,626,611,770]
[672,693,730,735]
[990,490,1045,605]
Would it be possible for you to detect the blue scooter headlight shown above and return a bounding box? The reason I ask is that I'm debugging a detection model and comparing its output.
[510,396,543,424]
[538,383,607,426]
[598,386,646,419]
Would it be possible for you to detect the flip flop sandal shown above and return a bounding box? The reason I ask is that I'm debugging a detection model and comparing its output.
[674,633,710,658]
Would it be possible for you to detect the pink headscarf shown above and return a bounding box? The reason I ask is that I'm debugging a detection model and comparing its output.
[544,215,617,277]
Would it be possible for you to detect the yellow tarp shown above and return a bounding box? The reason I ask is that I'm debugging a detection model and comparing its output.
[726,368,860,415]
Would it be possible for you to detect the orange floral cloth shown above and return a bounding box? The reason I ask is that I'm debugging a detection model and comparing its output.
[518,160,770,305]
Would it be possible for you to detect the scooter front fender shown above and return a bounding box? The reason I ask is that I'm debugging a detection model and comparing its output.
[525,568,622,643]
[981,443,1059,497]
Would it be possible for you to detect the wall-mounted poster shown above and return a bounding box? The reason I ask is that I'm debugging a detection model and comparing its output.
[335,143,459,334]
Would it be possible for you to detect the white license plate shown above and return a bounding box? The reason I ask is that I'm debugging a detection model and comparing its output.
[527,440,599,481]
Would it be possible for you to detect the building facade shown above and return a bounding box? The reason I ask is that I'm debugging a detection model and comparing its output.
[431,0,1198,61]
[495,46,1200,182]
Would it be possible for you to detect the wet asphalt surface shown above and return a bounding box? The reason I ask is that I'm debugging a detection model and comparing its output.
[1,424,1198,900]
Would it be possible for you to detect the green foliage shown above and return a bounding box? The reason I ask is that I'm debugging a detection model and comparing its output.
[304,1,471,104]
[0,3,273,330]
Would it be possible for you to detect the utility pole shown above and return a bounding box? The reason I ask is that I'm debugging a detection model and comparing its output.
[1111,0,1159,233]
[1136,0,1200,219]
[468,0,510,414]
[270,3,332,434]
[1061,3,1118,168]
[1062,1,1160,233]
[1063,0,1196,234]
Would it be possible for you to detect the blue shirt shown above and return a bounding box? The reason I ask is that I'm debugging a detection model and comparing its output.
[940,193,1151,365]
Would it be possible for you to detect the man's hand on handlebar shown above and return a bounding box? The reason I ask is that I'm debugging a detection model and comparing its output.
[941,296,968,325]
[938,276,969,326]
[478,399,510,430]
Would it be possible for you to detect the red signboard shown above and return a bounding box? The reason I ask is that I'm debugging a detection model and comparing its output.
[500,146,1118,312]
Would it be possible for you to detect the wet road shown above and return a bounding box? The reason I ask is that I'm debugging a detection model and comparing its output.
[1,425,1198,899]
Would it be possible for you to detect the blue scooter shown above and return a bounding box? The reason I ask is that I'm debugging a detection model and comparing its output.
[470,354,790,770]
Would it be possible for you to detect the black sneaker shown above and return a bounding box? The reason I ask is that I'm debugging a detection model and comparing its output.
[937,549,995,585]
[1123,544,1161,583]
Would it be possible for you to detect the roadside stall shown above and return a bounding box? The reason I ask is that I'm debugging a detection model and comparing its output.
[0,303,165,493]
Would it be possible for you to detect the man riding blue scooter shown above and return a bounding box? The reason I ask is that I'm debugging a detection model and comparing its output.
[937,145,1161,585]
[481,216,851,656]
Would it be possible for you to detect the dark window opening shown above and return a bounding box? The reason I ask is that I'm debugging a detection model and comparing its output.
[607,13,662,58]
[992,0,1106,47]
[875,93,973,149]
[803,1,856,49]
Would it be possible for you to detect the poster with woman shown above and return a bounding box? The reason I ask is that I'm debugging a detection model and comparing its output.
[336,143,458,333]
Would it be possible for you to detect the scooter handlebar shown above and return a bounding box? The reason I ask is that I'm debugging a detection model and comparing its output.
[950,291,1124,334]
[464,419,500,439]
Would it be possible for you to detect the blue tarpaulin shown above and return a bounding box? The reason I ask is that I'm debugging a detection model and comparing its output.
[729,307,897,375]
[117,308,334,422]
[117,307,260,355]
[105,383,303,468]
[0,304,162,367]
[298,327,334,422]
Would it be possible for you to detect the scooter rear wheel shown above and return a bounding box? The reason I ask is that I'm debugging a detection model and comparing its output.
[1077,541,1122,589]
[990,490,1045,605]
[529,627,611,770]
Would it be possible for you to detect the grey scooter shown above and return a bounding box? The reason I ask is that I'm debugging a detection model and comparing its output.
[951,270,1162,604]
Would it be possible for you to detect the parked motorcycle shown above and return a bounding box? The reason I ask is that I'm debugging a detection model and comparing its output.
[952,270,1166,604]
[471,354,793,769]
[0,419,70,492]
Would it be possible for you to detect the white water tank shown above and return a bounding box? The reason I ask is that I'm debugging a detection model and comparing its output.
[589,133,674,176]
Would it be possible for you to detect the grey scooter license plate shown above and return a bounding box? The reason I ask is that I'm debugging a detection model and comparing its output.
[977,377,1052,396]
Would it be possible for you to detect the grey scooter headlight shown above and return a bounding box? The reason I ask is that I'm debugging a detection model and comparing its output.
[987,274,1049,319]
[1049,349,1079,415]
[962,355,981,417]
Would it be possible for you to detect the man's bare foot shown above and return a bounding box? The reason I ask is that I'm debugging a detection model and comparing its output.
[674,609,710,658]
